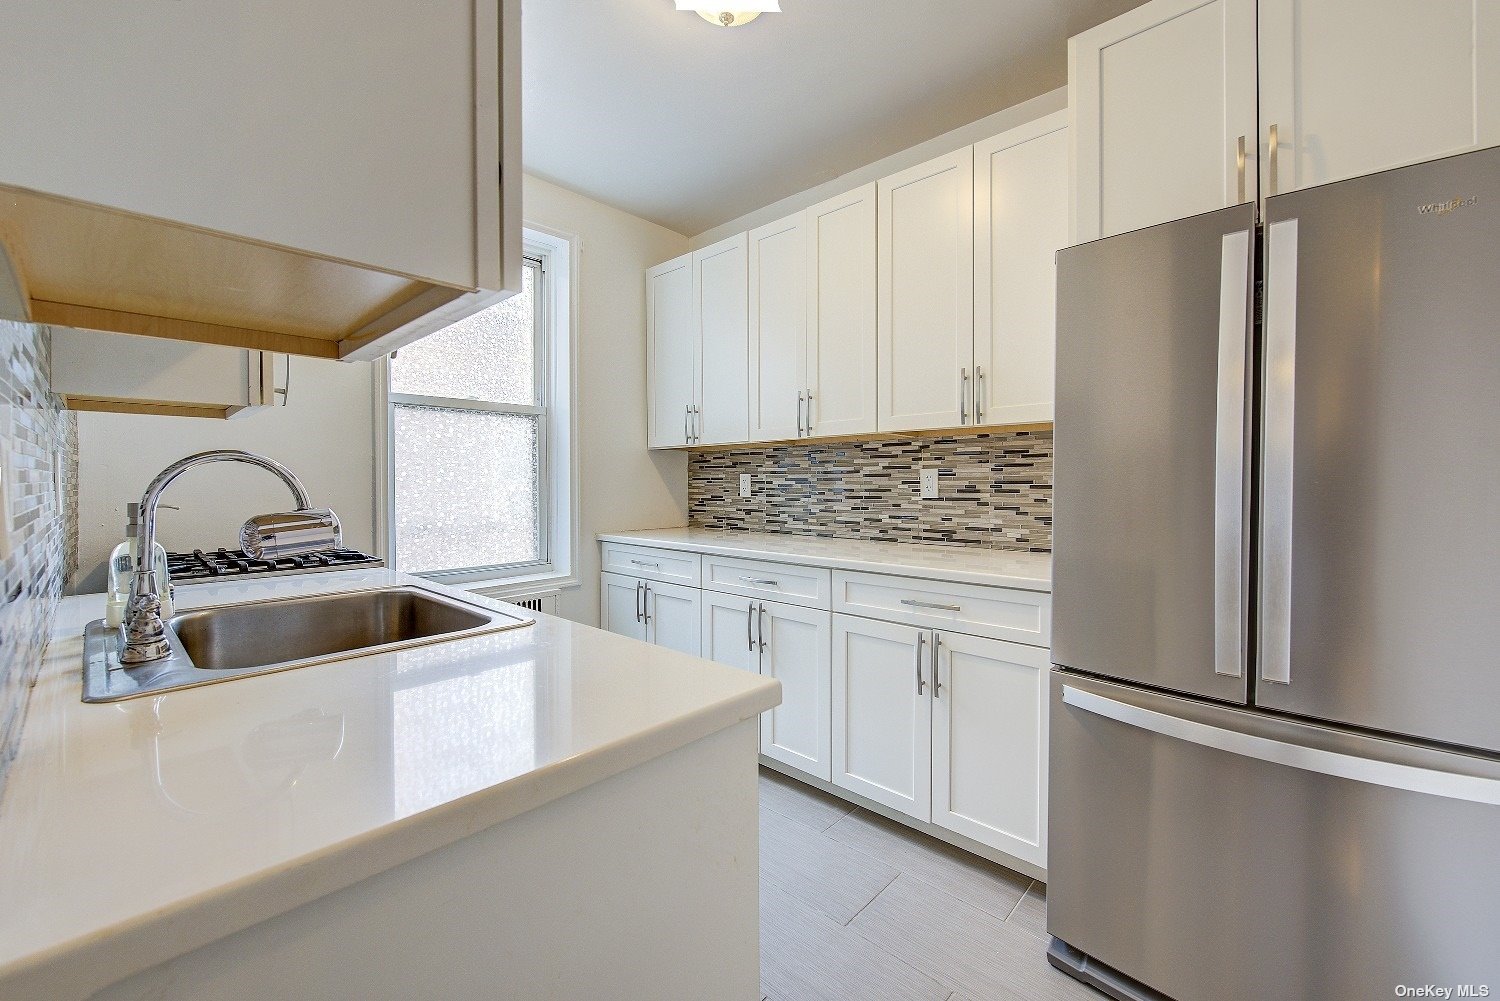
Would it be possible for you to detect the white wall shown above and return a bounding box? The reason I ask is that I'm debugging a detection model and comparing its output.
[689,87,1067,248]
[523,176,690,624]
[74,357,376,593]
[72,175,689,626]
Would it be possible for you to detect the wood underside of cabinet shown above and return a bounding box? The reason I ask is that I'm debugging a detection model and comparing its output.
[681,421,1053,453]
[0,183,473,360]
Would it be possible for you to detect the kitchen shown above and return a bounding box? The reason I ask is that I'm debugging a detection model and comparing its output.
[1,1,1497,999]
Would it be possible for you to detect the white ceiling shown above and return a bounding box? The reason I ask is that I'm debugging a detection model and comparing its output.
[522,0,1143,236]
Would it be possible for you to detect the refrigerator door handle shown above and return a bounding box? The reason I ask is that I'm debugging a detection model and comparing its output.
[1062,685,1500,806]
[1261,218,1300,686]
[1213,230,1252,679]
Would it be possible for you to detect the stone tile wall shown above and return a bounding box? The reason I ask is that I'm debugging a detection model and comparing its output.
[689,429,1051,551]
[0,320,76,803]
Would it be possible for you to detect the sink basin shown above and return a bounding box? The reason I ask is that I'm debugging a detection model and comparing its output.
[83,586,534,702]
[172,587,498,672]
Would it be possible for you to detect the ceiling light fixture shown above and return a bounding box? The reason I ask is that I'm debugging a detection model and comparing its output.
[675,1,781,28]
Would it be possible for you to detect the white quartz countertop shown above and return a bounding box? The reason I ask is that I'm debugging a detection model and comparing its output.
[598,528,1052,592]
[0,569,779,1000]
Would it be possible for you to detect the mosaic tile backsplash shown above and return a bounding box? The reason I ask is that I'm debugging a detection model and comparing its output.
[689,429,1052,551]
[0,320,76,804]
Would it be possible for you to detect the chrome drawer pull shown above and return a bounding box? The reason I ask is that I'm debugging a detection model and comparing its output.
[741,576,780,586]
[630,559,660,569]
[900,599,962,612]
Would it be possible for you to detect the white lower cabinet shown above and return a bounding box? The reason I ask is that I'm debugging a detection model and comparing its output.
[831,614,932,820]
[600,572,649,643]
[701,591,833,782]
[604,547,1050,870]
[600,572,700,654]
[931,631,1049,869]
[649,580,703,656]
[757,600,832,781]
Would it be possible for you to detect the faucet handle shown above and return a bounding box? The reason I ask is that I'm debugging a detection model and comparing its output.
[240,508,342,560]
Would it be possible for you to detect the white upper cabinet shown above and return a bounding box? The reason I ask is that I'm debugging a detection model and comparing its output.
[647,253,698,449]
[877,148,976,432]
[805,184,879,439]
[747,214,808,442]
[1070,0,1259,242]
[0,0,522,360]
[974,113,1069,427]
[1258,0,1500,196]
[694,234,751,446]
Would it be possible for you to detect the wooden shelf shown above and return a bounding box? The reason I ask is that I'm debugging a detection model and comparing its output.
[0,183,483,361]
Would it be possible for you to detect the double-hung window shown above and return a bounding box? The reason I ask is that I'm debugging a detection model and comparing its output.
[382,231,574,588]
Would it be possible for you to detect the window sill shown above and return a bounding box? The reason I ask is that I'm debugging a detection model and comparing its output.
[445,572,580,600]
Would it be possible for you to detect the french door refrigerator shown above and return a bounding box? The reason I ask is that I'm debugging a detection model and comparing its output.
[1048,145,1500,1001]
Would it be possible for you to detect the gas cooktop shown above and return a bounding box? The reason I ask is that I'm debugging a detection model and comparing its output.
[166,547,384,584]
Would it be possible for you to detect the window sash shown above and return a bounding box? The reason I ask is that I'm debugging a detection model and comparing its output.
[387,255,551,580]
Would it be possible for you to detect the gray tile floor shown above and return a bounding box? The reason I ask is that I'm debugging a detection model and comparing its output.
[758,768,1105,1001]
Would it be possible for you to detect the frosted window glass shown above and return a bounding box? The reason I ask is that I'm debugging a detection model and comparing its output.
[389,265,537,405]
[392,406,541,573]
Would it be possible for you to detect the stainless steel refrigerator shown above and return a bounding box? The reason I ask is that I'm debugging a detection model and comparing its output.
[1048,146,1500,1001]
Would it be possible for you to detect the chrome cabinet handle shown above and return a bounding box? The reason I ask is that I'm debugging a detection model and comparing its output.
[643,585,653,625]
[959,368,969,424]
[691,405,701,444]
[746,600,756,651]
[914,632,926,695]
[1268,124,1279,196]
[901,598,962,612]
[932,632,943,698]
[630,559,660,569]
[757,603,768,653]
[974,366,985,423]
[1236,135,1247,204]
[804,391,814,436]
[635,580,644,623]
[741,576,780,587]
[797,391,806,437]
[1062,685,1500,806]
[684,404,691,445]
[1213,229,1252,680]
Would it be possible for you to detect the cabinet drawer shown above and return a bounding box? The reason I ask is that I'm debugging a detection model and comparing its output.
[703,555,831,609]
[600,543,701,586]
[833,570,1050,647]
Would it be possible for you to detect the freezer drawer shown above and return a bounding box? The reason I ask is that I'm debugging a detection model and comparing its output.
[1049,670,1500,1001]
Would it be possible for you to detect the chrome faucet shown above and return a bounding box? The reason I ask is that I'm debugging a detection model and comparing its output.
[121,450,342,665]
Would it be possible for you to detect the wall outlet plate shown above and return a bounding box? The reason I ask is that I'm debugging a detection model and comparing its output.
[738,473,752,499]
[920,468,940,500]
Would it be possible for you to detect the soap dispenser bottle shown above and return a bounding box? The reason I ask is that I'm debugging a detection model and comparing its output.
[105,503,174,627]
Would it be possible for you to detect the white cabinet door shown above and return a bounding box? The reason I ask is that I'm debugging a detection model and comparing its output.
[600,572,648,643]
[831,614,932,821]
[805,184,878,438]
[647,580,702,656]
[694,234,750,446]
[747,214,807,443]
[0,0,509,290]
[1070,0,1259,241]
[974,114,1069,428]
[757,600,832,781]
[930,632,1049,869]
[647,253,697,449]
[1258,0,1500,196]
[701,591,761,675]
[877,149,976,432]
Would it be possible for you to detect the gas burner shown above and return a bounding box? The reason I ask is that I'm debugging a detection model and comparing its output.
[165,546,383,584]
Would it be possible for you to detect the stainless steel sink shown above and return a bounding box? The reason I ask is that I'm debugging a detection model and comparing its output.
[83,586,534,702]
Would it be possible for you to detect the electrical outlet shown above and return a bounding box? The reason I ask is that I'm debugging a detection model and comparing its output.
[920,468,940,500]
[738,473,752,498]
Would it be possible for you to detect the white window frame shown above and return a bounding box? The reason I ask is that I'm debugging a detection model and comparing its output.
[375,225,579,597]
